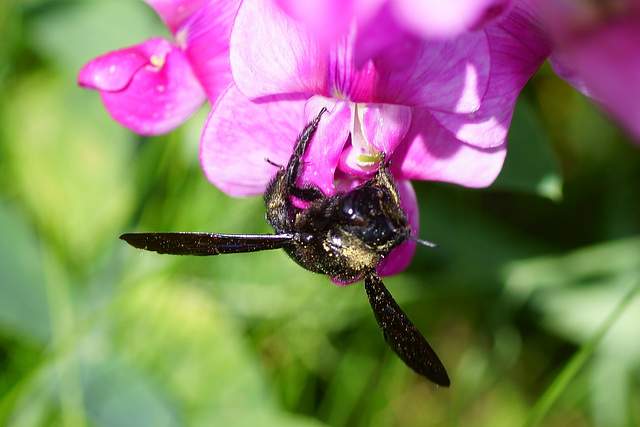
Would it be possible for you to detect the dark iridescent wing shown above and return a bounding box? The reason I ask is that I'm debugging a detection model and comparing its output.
[120,232,294,255]
[364,271,450,386]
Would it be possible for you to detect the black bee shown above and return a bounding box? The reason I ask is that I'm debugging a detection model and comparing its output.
[121,108,450,386]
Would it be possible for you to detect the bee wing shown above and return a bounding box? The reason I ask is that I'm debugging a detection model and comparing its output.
[364,271,450,386]
[120,232,294,255]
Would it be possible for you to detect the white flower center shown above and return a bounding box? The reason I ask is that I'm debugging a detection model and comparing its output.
[349,103,382,170]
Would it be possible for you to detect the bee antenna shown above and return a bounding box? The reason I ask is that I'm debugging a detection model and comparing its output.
[406,234,438,248]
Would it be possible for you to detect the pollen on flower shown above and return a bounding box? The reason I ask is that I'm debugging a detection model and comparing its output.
[149,55,166,69]
[357,153,382,164]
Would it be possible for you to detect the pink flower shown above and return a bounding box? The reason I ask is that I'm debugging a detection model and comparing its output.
[200,0,550,277]
[78,0,240,135]
[276,0,515,64]
[534,0,640,141]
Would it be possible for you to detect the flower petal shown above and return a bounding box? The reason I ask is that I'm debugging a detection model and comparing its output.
[95,38,206,135]
[230,0,326,99]
[393,0,513,38]
[182,0,241,102]
[337,103,412,176]
[432,4,551,147]
[274,0,356,41]
[78,46,148,91]
[391,108,506,187]
[376,179,419,277]
[352,3,408,67]
[374,30,490,112]
[361,103,412,153]
[552,20,640,141]
[143,0,209,34]
[200,84,309,197]
[317,22,490,111]
[232,0,492,115]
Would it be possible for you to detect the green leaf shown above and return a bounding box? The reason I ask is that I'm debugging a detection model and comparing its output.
[2,75,136,271]
[81,360,180,427]
[491,97,563,200]
[0,200,50,342]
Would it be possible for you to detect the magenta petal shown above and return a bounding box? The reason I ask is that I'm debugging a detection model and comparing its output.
[376,179,419,277]
[557,21,640,140]
[182,0,240,102]
[232,0,490,113]
[97,38,206,135]
[338,103,412,176]
[375,31,490,113]
[393,0,513,38]
[200,84,309,197]
[361,103,412,153]
[352,2,413,67]
[432,4,551,147]
[392,108,506,188]
[230,0,326,99]
[78,46,148,91]
[536,0,640,140]
[339,145,379,177]
[430,97,511,149]
[275,0,355,41]
[143,0,208,34]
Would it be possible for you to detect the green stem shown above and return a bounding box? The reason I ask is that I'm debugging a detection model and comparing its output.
[524,280,640,427]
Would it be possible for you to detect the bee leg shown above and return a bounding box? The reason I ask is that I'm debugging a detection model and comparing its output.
[285,108,328,202]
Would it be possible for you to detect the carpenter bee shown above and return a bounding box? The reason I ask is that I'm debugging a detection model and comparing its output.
[121,108,450,386]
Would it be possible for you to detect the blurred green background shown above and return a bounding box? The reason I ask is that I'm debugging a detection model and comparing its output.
[1,1,639,426]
